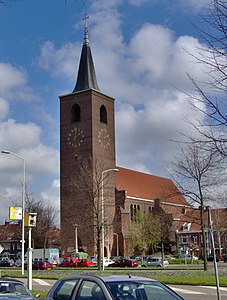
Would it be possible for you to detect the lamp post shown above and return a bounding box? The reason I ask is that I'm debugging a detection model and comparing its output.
[1,150,25,275]
[114,233,119,257]
[73,224,78,253]
[101,168,118,271]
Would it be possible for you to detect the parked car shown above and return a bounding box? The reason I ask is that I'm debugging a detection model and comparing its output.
[108,258,138,267]
[207,254,219,262]
[90,256,97,266]
[46,274,183,300]
[102,258,115,267]
[58,257,71,267]
[141,257,169,267]
[26,260,53,270]
[0,278,35,300]
[0,260,11,267]
[70,258,95,268]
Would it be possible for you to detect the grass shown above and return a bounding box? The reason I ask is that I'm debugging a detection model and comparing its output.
[1,266,227,285]
[1,266,227,299]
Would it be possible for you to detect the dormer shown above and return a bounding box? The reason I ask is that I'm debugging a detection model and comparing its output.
[182,222,192,231]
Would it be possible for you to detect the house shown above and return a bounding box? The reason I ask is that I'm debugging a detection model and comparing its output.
[0,220,21,259]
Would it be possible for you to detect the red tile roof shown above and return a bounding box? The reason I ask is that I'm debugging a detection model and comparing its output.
[116,166,189,206]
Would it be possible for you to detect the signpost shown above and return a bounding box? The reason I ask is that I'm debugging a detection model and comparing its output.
[25,212,37,291]
[9,207,22,220]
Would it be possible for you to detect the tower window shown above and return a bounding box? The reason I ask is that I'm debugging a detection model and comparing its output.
[71,104,81,122]
[100,105,107,124]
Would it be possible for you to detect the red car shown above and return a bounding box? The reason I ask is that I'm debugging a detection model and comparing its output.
[108,259,138,267]
[70,258,94,268]
[34,260,53,270]
[59,258,71,267]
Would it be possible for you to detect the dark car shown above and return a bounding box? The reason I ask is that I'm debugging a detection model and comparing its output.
[207,254,219,262]
[46,274,183,300]
[0,260,11,267]
[0,278,34,300]
[108,259,138,268]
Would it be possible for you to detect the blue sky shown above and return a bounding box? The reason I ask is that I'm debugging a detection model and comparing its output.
[0,0,212,222]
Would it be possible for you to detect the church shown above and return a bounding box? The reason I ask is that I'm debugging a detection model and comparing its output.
[59,22,190,257]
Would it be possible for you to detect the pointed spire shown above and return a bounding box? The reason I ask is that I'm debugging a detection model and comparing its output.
[73,14,100,93]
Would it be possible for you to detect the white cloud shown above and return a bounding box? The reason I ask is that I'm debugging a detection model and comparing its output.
[0,63,27,94]
[36,41,80,80]
[0,63,36,103]
[0,98,9,120]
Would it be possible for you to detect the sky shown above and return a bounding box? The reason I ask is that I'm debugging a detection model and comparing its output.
[0,0,213,223]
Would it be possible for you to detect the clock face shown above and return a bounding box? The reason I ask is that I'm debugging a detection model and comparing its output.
[98,128,110,149]
[67,127,84,149]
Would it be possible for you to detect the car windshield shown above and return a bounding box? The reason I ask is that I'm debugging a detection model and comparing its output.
[0,282,32,296]
[106,281,182,300]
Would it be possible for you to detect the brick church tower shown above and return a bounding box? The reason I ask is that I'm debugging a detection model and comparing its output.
[60,21,116,256]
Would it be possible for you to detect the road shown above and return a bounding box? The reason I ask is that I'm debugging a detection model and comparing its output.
[19,278,227,300]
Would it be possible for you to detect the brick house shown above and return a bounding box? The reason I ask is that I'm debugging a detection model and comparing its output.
[175,207,227,259]
[0,220,22,259]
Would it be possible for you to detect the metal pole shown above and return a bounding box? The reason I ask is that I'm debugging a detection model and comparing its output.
[101,171,105,271]
[27,227,32,290]
[22,158,25,276]
[208,207,221,300]
[1,150,25,275]
[101,168,119,271]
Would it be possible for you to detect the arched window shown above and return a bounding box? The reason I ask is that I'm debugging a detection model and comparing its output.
[130,204,134,222]
[71,104,81,122]
[100,105,107,124]
[134,205,137,221]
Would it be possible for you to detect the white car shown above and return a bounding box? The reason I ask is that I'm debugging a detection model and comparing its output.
[102,258,114,267]
[141,257,169,267]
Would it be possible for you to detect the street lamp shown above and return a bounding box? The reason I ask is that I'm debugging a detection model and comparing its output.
[1,150,25,275]
[101,168,118,271]
[114,233,119,257]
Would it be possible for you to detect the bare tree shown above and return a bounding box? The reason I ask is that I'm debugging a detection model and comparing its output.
[152,205,173,264]
[25,187,58,250]
[185,0,227,156]
[68,158,116,270]
[172,142,223,270]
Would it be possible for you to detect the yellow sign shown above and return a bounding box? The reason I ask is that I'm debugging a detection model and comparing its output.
[9,207,22,220]
[24,212,37,227]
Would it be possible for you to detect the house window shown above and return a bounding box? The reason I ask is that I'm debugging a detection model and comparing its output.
[71,104,81,122]
[181,236,189,244]
[193,236,198,244]
[100,105,107,124]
